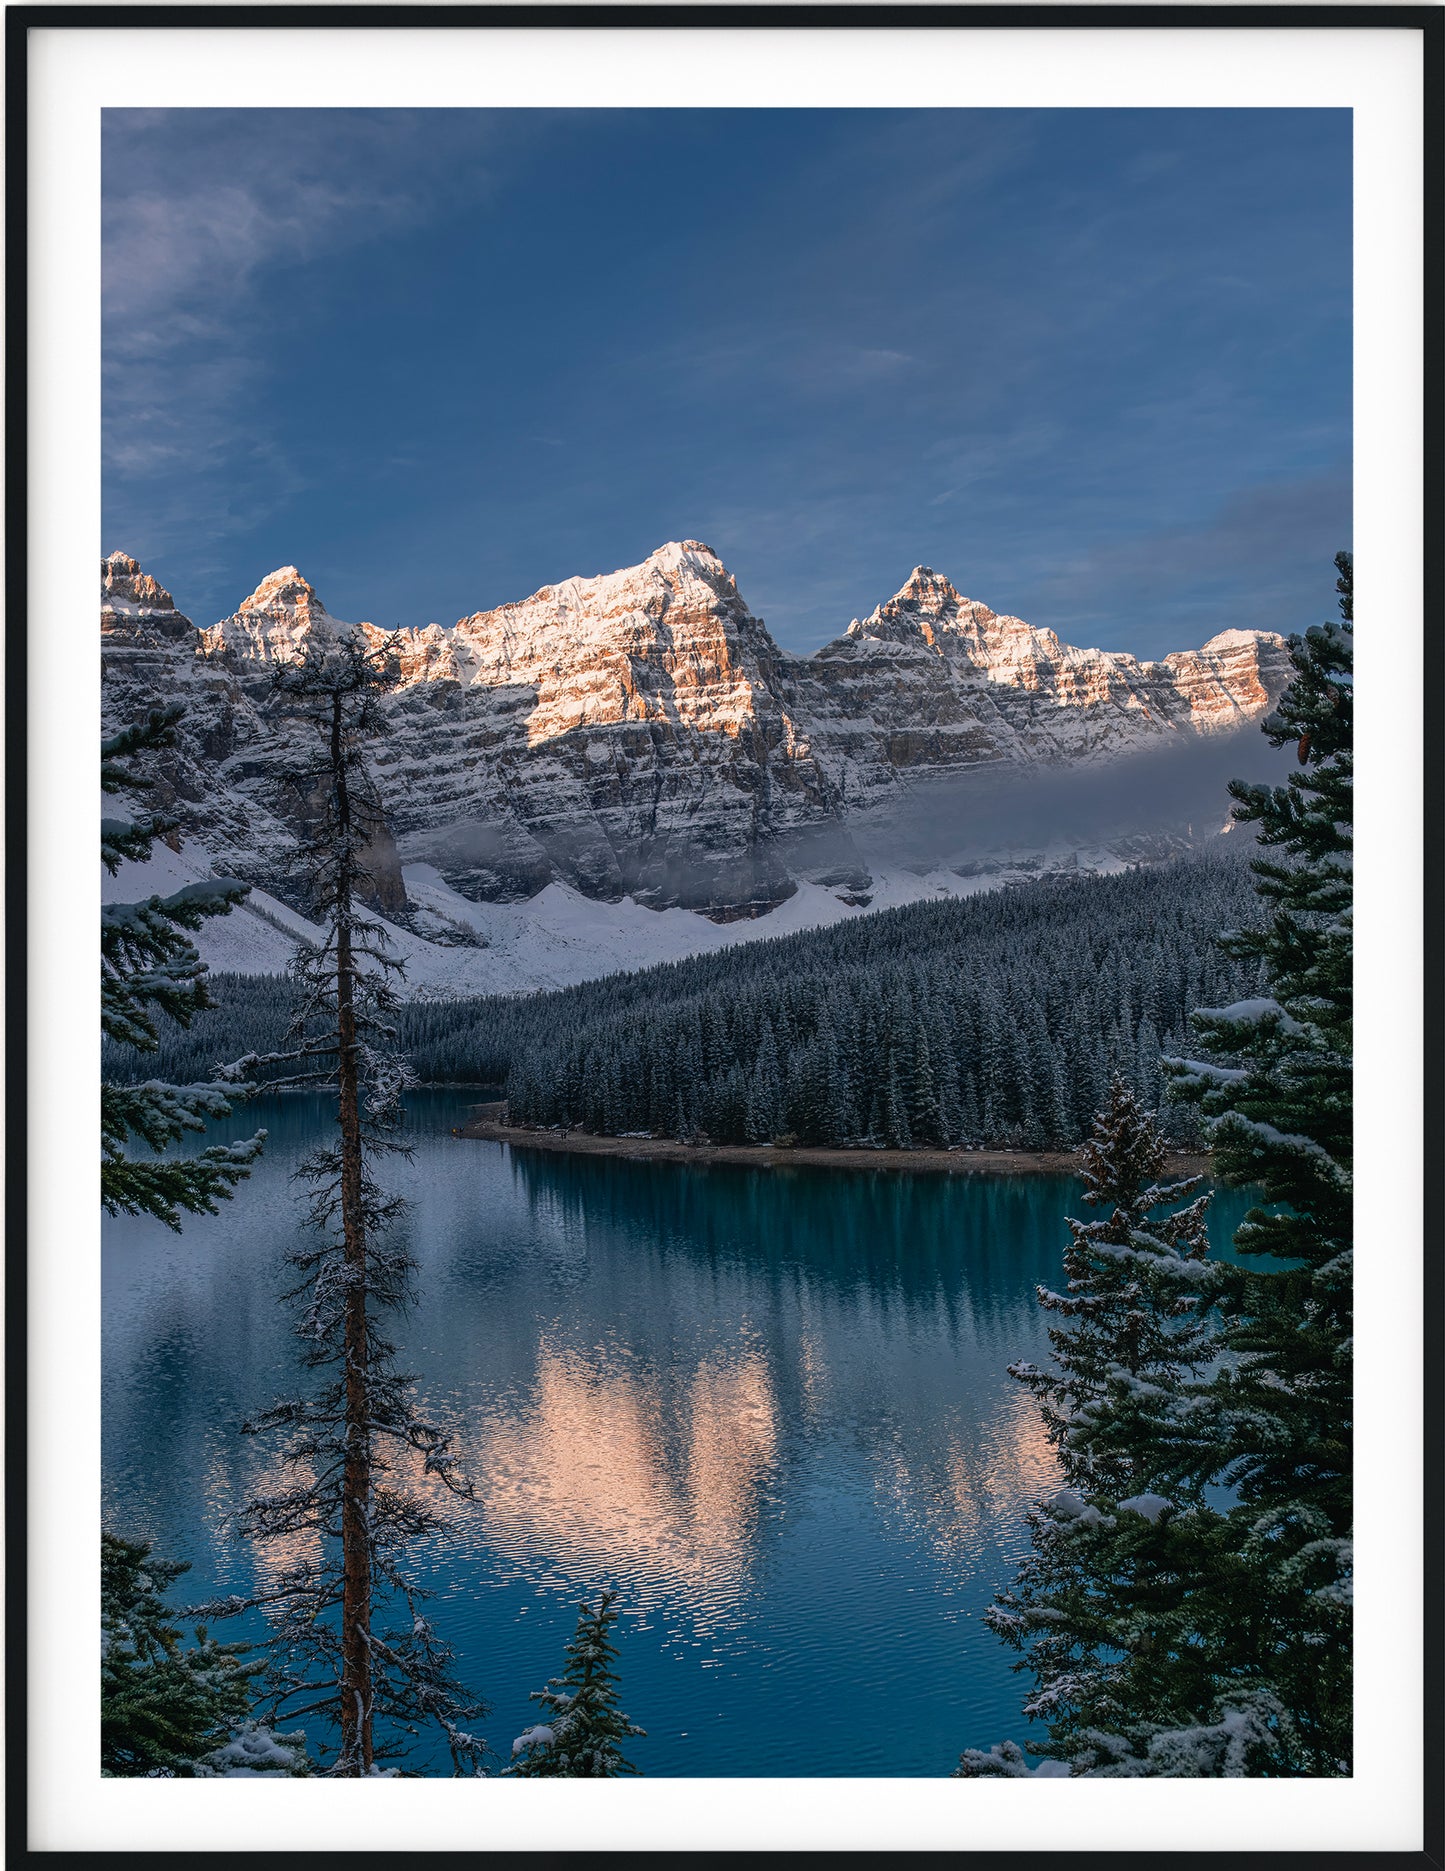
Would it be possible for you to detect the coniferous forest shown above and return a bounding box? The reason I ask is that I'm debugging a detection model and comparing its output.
[106,846,1266,1152]
[99,557,1356,1784]
[75,85,1392,1835]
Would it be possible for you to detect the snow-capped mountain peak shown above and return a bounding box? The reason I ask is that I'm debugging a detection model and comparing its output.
[646,537,725,572]
[894,564,968,607]
[835,566,1017,659]
[100,551,196,643]
[238,565,327,617]
[458,539,740,634]
[201,564,341,663]
[101,543,1292,933]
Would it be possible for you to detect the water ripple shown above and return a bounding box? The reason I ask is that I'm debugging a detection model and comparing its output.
[103,1091,1259,1776]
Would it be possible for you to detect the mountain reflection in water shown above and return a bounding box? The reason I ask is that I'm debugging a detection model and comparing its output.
[103,1092,1254,1776]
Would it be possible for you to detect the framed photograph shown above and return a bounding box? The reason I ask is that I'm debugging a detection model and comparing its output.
[12,5,1437,1858]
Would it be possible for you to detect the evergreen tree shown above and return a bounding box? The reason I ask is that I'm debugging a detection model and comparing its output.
[102,708,264,1228]
[1048,1055,1075,1149]
[505,1591,645,1777]
[958,1078,1234,1776]
[1160,552,1354,1774]
[957,1687,1295,1780]
[101,1531,307,1777]
[746,1022,783,1141]
[907,1026,946,1147]
[964,553,1355,1781]
[1008,1074,1215,1498]
[194,637,488,1776]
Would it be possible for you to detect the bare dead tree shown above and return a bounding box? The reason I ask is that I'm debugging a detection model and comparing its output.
[194,634,488,1775]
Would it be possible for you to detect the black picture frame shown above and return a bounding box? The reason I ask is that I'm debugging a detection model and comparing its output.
[8,6,1440,1860]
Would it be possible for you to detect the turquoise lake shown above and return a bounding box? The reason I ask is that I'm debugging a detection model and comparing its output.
[102,1090,1256,1778]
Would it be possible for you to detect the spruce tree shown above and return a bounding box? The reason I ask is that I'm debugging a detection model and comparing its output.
[193,637,488,1776]
[958,1077,1231,1776]
[505,1592,645,1777]
[907,1026,946,1147]
[955,1505,1293,1777]
[1008,1074,1215,1498]
[101,1531,308,1777]
[747,1023,783,1142]
[102,708,264,1228]
[1160,552,1354,1774]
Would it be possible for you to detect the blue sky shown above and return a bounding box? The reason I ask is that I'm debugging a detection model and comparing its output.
[103,108,1350,658]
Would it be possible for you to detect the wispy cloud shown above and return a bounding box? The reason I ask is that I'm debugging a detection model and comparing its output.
[104,109,516,321]
[923,422,1065,508]
[103,110,516,560]
[1026,467,1352,646]
[101,108,1350,654]
[650,330,922,406]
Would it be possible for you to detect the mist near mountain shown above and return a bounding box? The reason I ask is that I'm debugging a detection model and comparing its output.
[102,540,1294,946]
[847,722,1291,876]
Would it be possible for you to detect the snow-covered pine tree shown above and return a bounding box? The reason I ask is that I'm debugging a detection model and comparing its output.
[953,1473,1296,1777]
[193,636,488,1777]
[1160,552,1354,1775]
[747,1022,783,1142]
[907,1025,947,1147]
[101,1531,310,1777]
[1008,1073,1215,1499]
[957,1076,1228,1775]
[102,708,265,1228]
[505,1591,645,1777]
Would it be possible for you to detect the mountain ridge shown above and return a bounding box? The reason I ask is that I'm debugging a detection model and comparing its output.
[100,540,1290,926]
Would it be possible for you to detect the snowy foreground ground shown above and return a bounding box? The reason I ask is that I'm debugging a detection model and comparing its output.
[101,838,1128,998]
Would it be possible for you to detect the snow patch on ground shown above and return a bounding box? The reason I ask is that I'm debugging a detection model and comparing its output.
[101,841,322,974]
[103,836,1123,1001]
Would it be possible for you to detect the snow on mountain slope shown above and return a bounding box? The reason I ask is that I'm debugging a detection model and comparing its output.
[396,860,1019,994]
[100,542,1288,978]
[103,839,1031,998]
[101,840,323,976]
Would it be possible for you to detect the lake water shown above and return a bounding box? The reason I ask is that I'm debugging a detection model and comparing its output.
[102,1090,1256,1778]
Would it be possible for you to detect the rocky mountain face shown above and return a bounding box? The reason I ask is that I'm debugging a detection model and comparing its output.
[102,549,198,644]
[100,541,1291,922]
[792,566,1284,811]
[101,555,408,913]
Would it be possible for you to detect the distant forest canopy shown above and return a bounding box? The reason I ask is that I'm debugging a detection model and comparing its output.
[106,847,1266,1151]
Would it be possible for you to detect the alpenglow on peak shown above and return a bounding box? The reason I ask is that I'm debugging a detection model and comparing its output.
[238,566,329,615]
[101,541,1292,921]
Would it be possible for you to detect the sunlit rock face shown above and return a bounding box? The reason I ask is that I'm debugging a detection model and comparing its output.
[377,542,833,914]
[198,565,339,665]
[99,544,1289,921]
[788,567,1293,812]
[101,551,196,645]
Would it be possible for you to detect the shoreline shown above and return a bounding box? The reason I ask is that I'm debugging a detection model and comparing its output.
[455,1118,1212,1179]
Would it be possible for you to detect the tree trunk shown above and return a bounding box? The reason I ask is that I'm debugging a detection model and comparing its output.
[333,690,373,1776]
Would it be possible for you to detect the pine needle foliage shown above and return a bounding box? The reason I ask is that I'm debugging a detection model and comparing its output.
[1159,551,1354,1774]
[958,1080,1232,1776]
[505,1591,645,1777]
[964,556,1355,1779]
[1008,1074,1216,1500]
[101,1532,265,1777]
[101,707,264,1228]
